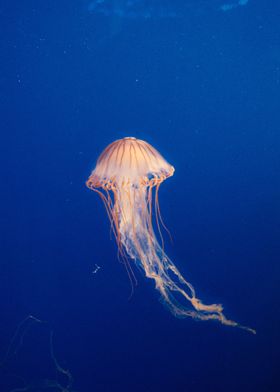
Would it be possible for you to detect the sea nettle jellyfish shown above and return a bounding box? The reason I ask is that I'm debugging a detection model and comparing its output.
[86,137,255,334]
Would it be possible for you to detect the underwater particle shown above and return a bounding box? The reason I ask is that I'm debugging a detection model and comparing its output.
[86,137,255,334]
[92,264,101,274]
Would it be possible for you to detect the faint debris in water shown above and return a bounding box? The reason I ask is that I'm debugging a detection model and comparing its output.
[87,0,178,19]
[220,0,249,12]
[1,315,77,391]
[0,315,43,366]
[87,1,251,19]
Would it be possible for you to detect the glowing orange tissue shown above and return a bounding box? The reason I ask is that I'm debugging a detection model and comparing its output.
[86,137,255,334]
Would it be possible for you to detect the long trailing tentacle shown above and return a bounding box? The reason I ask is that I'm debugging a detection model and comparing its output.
[116,181,256,335]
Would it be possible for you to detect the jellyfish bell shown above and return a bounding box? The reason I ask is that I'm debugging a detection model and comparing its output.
[86,136,175,190]
[86,137,255,334]
[86,136,174,262]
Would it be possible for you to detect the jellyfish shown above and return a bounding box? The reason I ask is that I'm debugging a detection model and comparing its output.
[86,137,255,334]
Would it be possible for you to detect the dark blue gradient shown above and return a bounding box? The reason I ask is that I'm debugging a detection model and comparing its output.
[1,1,279,391]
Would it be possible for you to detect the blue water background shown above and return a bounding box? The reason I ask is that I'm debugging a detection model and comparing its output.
[1,1,279,391]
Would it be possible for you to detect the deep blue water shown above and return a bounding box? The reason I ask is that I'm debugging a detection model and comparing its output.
[1,1,280,391]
